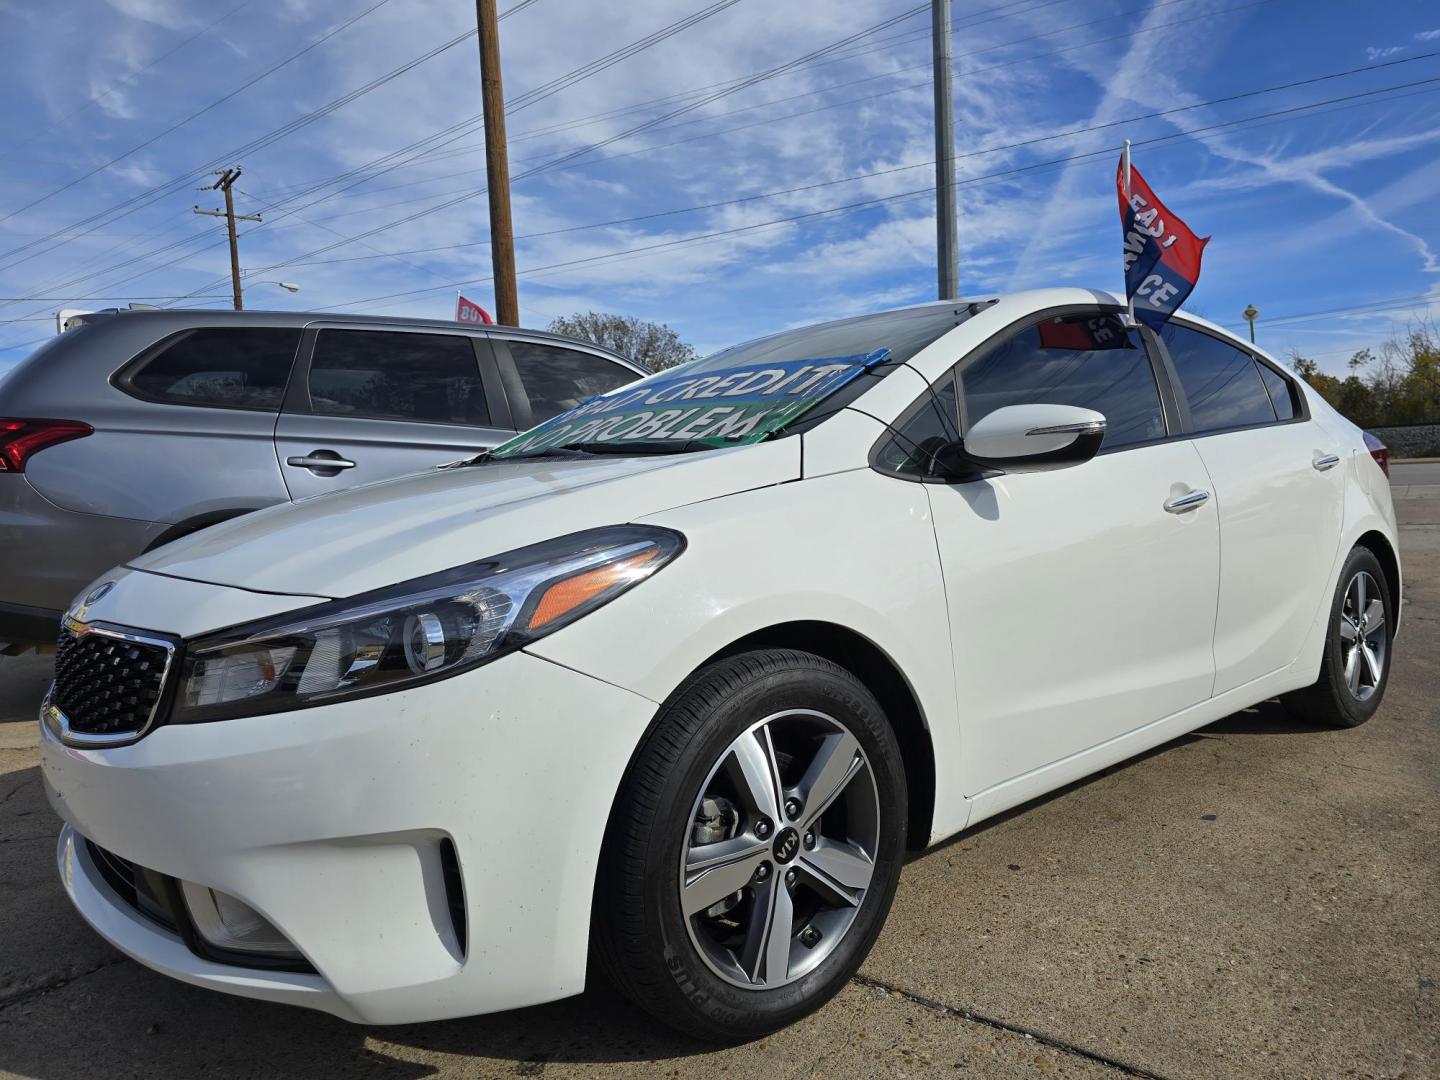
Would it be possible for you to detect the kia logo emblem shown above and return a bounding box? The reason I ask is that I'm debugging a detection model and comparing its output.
[773,827,800,864]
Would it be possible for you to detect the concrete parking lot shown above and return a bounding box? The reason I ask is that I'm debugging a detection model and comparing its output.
[1,488,1435,1079]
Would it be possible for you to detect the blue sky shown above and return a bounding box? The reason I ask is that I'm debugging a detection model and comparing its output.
[1,0,1437,377]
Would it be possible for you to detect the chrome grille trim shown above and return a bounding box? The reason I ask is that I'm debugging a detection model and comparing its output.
[42,618,177,749]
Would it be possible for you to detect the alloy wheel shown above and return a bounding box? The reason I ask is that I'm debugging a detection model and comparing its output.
[1339,570,1387,702]
[679,709,880,990]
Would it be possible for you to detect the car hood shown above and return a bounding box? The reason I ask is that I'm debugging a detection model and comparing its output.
[130,440,799,598]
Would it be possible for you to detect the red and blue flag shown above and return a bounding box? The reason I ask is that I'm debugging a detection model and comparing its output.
[1117,153,1208,329]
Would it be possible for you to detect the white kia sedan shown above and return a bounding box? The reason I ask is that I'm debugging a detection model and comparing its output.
[41,289,1399,1039]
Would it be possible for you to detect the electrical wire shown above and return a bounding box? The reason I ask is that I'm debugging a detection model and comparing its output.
[224,59,1440,289]
[313,75,1440,310]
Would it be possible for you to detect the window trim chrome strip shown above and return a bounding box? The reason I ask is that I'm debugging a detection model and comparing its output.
[42,619,178,749]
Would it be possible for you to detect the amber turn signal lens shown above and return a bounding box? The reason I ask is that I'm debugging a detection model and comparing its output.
[526,548,662,632]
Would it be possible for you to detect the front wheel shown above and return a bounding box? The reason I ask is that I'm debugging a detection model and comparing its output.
[1283,545,1394,728]
[592,649,907,1041]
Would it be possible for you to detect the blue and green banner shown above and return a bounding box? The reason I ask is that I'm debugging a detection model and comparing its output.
[492,350,889,458]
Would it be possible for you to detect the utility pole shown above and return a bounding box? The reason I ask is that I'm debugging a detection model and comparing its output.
[193,167,260,310]
[932,0,959,300]
[476,0,519,325]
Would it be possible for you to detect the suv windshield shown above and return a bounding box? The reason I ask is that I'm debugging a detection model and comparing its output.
[491,303,980,459]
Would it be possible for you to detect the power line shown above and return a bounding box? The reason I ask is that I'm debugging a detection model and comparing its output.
[163,3,937,303]
[201,0,1279,272]
[316,75,1440,311]
[0,0,395,229]
[2,0,255,155]
[0,0,739,300]
[216,54,1440,278]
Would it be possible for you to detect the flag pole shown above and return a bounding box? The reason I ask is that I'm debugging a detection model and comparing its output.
[1122,139,1135,324]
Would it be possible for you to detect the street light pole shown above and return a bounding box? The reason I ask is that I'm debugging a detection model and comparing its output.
[476,0,519,326]
[1243,303,1259,343]
[932,0,959,300]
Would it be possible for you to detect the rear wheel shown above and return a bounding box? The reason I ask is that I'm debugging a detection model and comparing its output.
[593,649,907,1040]
[1283,546,1393,728]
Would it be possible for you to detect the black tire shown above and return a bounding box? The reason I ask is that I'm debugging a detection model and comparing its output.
[592,649,908,1041]
[1283,545,1394,728]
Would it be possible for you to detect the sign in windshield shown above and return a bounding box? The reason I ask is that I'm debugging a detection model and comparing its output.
[492,350,889,458]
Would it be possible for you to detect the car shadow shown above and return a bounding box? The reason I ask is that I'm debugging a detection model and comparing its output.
[0,686,1326,1077]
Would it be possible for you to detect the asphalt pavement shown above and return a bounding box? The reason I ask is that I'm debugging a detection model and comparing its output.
[0,494,1435,1079]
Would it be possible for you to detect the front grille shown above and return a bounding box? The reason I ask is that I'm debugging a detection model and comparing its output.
[51,624,173,738]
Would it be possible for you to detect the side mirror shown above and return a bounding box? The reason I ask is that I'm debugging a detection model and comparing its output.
[936,404,1106,476]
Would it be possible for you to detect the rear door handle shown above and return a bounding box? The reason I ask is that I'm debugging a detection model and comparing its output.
[1164,489,1210,513]
[287,454,356,470]
[1312,453,1341,471]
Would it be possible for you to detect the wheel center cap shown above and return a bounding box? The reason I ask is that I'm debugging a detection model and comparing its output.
[773,826,801,864]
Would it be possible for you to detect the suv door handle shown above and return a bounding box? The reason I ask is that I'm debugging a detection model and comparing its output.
[1164,489,1210,513]
[287,454,356,470]
[1312,453,1341,471]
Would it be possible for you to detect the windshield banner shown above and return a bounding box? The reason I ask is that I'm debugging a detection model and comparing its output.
[491,350,889,457]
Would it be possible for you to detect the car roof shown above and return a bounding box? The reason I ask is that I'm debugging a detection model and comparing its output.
[65,307,641,368]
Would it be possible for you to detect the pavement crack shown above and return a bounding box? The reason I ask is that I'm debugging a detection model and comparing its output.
[851,973,1173,1080]
[0,955,126,1013]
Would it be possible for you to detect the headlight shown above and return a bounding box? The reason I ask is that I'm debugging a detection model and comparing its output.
[173,525,684,724]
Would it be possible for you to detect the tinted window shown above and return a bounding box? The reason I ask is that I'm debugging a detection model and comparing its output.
[308,331,489,425]
[874,372,959,478]
[125,327,300,409]
[1161,324,1276,431]
[959,314,1165,449]
[1257,362,1299,421]
[508,341,635,423]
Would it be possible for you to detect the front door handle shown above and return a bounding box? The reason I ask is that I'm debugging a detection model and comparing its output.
[1312,453,1341,471]
[287,453,356,471]
[1164,488,1210,513]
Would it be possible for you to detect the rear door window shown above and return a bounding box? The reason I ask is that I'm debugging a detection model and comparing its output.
[959,313,1167,449]
[506,340,635,423]
[122,327,301,410]
[1160,324,1277,431]
[1257,362,1299,421]
[307,330,489,425]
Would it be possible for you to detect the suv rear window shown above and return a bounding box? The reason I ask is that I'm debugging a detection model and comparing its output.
[122,327,301,409]
[307,330,489,426]
[506,341,634,423]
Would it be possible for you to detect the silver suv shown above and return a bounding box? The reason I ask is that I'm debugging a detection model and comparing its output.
[0,309,645,652]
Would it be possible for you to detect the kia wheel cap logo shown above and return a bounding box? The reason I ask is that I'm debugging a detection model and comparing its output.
[773,826,801,864]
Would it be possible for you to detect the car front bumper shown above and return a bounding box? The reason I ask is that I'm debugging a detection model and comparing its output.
[42,648,657,1024]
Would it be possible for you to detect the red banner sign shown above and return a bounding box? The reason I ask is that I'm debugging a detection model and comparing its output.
[455,294,493,325]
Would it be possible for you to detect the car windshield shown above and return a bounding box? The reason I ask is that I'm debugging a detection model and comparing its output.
[491,303,982,459]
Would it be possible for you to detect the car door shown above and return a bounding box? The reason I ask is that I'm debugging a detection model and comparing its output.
[275,325,515,501]
[880,309,1220,796]
[490,335,643,429]
[1155,322,1344,694]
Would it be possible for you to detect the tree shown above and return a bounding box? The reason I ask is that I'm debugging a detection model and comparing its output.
[546,311,697,372]
[1290,319,1440,427]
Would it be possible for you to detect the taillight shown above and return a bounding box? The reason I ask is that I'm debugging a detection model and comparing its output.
[1362,431,1389,478]
[0,418,93,473]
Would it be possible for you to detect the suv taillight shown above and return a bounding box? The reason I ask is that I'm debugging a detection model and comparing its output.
[0,418,93,473]
[1362,431,1389,478]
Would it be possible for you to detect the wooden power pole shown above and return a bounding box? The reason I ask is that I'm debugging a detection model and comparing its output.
[476,0,519,325]
[194,167,260,310]
[932,0,959,300]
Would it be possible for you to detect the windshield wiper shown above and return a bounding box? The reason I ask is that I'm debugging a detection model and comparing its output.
[548,439,713,456]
